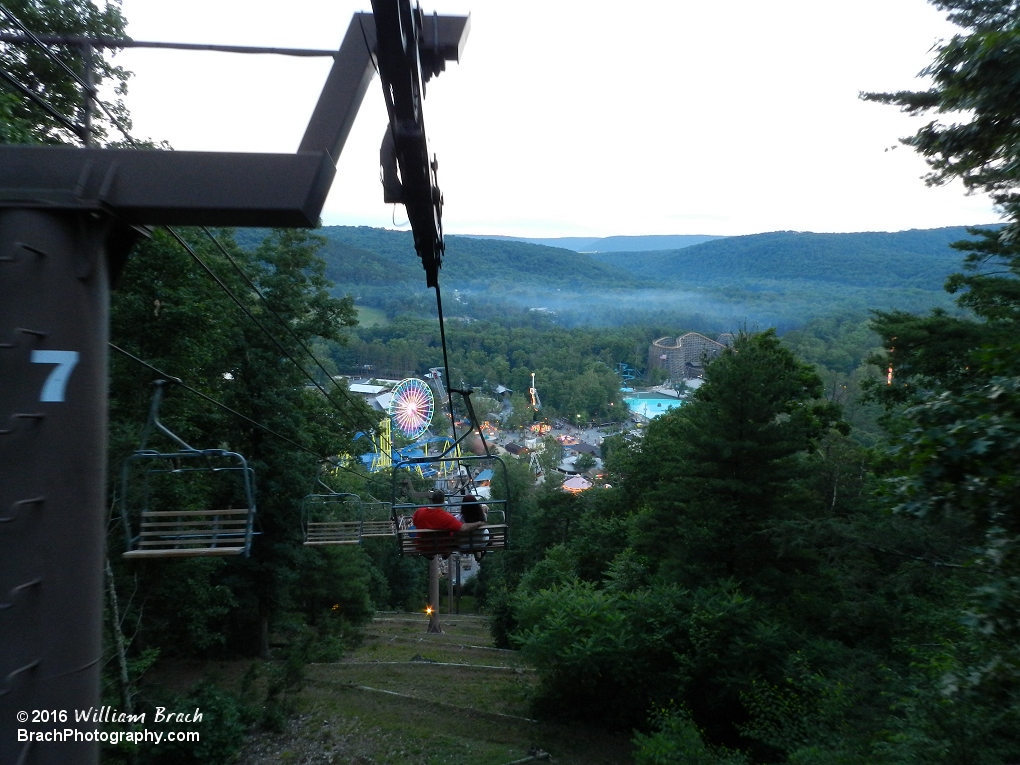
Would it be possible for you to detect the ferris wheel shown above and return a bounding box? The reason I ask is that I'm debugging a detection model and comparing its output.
[388,378,435,440]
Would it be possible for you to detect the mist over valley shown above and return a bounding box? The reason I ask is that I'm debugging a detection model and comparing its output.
[276,224,985,332]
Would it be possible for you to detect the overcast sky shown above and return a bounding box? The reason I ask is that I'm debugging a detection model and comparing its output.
[113,0,998,238]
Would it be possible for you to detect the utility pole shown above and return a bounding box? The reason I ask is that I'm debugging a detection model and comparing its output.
[427,556,443,633]
[447,554,455,614]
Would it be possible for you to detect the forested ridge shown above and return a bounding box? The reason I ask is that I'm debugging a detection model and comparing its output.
[269,225,970,332]
[242,223,980,294]
[466,233,724,252]
[3,0,1020,763]
[588,227,985,289]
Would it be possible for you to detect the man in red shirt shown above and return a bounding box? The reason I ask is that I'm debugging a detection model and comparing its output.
[411,489,486,556]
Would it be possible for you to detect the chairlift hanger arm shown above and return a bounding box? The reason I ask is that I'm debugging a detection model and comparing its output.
[449,385,492,458]
[370,1,468,289]
[139,379,196,452]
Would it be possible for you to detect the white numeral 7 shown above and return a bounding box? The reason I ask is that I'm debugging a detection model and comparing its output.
[30,350,80,402]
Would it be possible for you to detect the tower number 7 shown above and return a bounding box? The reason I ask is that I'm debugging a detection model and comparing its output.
[30,350,80,403]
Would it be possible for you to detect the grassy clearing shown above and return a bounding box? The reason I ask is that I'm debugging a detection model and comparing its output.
[234,612,635,765]
[356,305,389,327]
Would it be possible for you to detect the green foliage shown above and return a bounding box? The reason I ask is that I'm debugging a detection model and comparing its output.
[0,0,130,145]
[145,683,251,764]
[129,559,238,657]
[0,90,34,142]
[515,545,578,596]
[781,313,885,441]
[634,707,749,765]
[865,225,1020,674]
[574,451,597,472]
[512,582,690,728]
[332,314,637,421]
[101,682,254,765]
[481,312,1013,762]
[863,0,1020,225]
[107,225,378,679]
[259,641,311,732]
[628,330,845,592]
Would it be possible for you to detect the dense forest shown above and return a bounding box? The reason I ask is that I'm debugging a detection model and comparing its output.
[3,0,1020,763]
[267,224,971,332]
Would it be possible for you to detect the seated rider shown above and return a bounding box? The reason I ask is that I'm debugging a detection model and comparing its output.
[458,495,490,560]
[411,489,486,556]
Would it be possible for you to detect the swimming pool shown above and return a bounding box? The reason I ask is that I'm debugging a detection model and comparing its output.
[623,393,684,419]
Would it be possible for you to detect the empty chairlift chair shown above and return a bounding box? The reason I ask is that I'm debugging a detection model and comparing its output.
[301,462,396,545]
[390,454,509,558]
[120,381,257,559]
[302,489,363,545]
[359,500,396,540]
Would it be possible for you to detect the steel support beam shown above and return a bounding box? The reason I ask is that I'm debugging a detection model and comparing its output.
[0,145,335,227]
[0,209,116,765]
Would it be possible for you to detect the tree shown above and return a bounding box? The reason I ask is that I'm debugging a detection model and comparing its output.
[108,224,379,660]
[864,0,1020,684]
[629,330,845,591]
[861,0,1020,228]
[574,451,596,473]
[498,324,1003,760]
[0,0,130,145]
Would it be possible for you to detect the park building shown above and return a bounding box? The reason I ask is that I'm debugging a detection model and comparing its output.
[648,332,734,381]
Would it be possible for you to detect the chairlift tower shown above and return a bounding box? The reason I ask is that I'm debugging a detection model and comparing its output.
[0,7,468,764]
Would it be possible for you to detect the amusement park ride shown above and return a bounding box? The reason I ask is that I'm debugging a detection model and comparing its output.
[529,371,542,410]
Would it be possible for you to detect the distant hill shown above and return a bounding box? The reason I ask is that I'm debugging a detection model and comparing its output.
[462,233,723,252]
[314,226,643,289]
[586,227,993,291]
[237,223,998,330]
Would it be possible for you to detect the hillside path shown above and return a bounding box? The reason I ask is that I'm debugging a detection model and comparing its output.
[236,611,635,765]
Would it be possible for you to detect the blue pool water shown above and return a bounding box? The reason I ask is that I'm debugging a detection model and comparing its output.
[624,394,684,419]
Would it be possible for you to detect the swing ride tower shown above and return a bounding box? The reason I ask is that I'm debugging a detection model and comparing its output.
[0,7,468,764]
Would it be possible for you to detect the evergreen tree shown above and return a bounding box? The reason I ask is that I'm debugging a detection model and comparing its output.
[864,0,1020,671]
[862,0,1020,229]
[630,330,844,592]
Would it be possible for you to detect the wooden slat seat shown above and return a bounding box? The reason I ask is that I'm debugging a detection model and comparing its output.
[304,520,361,545]
[396,524,507,557]
[123,547,246,559]
[360,519,396,538]
[123,508,253,558]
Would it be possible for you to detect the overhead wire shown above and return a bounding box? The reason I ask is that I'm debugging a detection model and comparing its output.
[109,342,373,482]
[110,342,317,458]
[0,65,82,138]
[4,8,392,466]
[163,226,379,441]
[198,226,384,439]
[0,6,134,143]
[0,7,92,92]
